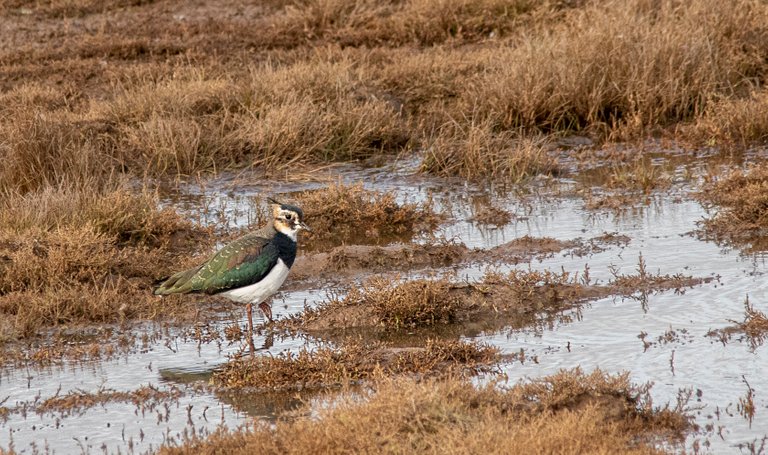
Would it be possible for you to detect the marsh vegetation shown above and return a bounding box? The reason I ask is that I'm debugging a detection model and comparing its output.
[3,0,768,452]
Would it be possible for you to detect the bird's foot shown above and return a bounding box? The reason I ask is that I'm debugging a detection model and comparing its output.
[247,336,256,357]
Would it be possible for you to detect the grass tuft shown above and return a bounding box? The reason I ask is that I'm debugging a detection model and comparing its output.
[698,164,768,247]
[708,296,768,351]
[165,369,691,454]
[284,270,596,333]
[214,338,498,390]
[292,182,442,248]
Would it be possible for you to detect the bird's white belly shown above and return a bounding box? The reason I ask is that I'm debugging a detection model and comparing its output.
[220,259,290,304]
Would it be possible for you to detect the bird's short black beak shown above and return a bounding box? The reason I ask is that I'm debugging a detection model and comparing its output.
[299,221,312,232]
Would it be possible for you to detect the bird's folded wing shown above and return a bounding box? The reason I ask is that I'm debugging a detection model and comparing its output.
[155,235,278,295]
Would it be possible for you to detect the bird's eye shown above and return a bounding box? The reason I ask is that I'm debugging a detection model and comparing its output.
[285,213,293,221]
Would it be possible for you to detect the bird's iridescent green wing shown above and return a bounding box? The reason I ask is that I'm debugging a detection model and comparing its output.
[155,234,278,295]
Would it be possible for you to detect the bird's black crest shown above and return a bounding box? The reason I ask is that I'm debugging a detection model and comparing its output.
[268,197,304,221]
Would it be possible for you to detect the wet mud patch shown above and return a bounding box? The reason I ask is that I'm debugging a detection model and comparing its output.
[291,241,467,280]
[291,234,624,282]
[163,369,692,454]
[481,235,577,262]
[213,339,498,391]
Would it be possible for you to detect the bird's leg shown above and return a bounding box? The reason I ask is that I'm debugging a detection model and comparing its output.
[258,302,273,323]
[246,303,254,338]
[245,303,256,356]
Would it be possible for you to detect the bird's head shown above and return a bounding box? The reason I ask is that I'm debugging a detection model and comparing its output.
[268,197,311,240]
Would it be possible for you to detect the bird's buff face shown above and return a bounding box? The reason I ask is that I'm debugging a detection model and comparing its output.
[271,203,310,241]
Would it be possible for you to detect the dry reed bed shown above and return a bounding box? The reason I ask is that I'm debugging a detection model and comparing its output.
[1,0,767,188]
[164,369,691,454]
[214,338,498,390]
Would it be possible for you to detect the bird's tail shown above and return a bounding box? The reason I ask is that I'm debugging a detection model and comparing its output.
[154,266,201,295]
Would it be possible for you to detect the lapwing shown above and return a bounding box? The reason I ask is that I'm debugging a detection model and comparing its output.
[154,198,310,339]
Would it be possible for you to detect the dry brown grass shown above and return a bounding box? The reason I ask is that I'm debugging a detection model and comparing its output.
[738,298,768,349]
[285,262,708,334]
[338,278,460,329]
[282,270,604,333]
[0,186,212,342]
[0,184,198,245]
[698,163,768,247]
[0,112,112,194]
[164,369,691,455]
[214,338,498,390]
[420,120,561,181]
[708,297,768,350]
[291,182,442,248]
[687,90,768,149]
[463,0,768,139]
[274,0,545,47]
[100,63,412,175]
[0,62,412,188]
[0,0,163,18]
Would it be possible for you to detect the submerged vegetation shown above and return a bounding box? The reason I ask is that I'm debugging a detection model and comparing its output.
[215,339,498,390]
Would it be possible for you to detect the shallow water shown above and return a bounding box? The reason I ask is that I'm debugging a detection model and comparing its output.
[2,163,768,453]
